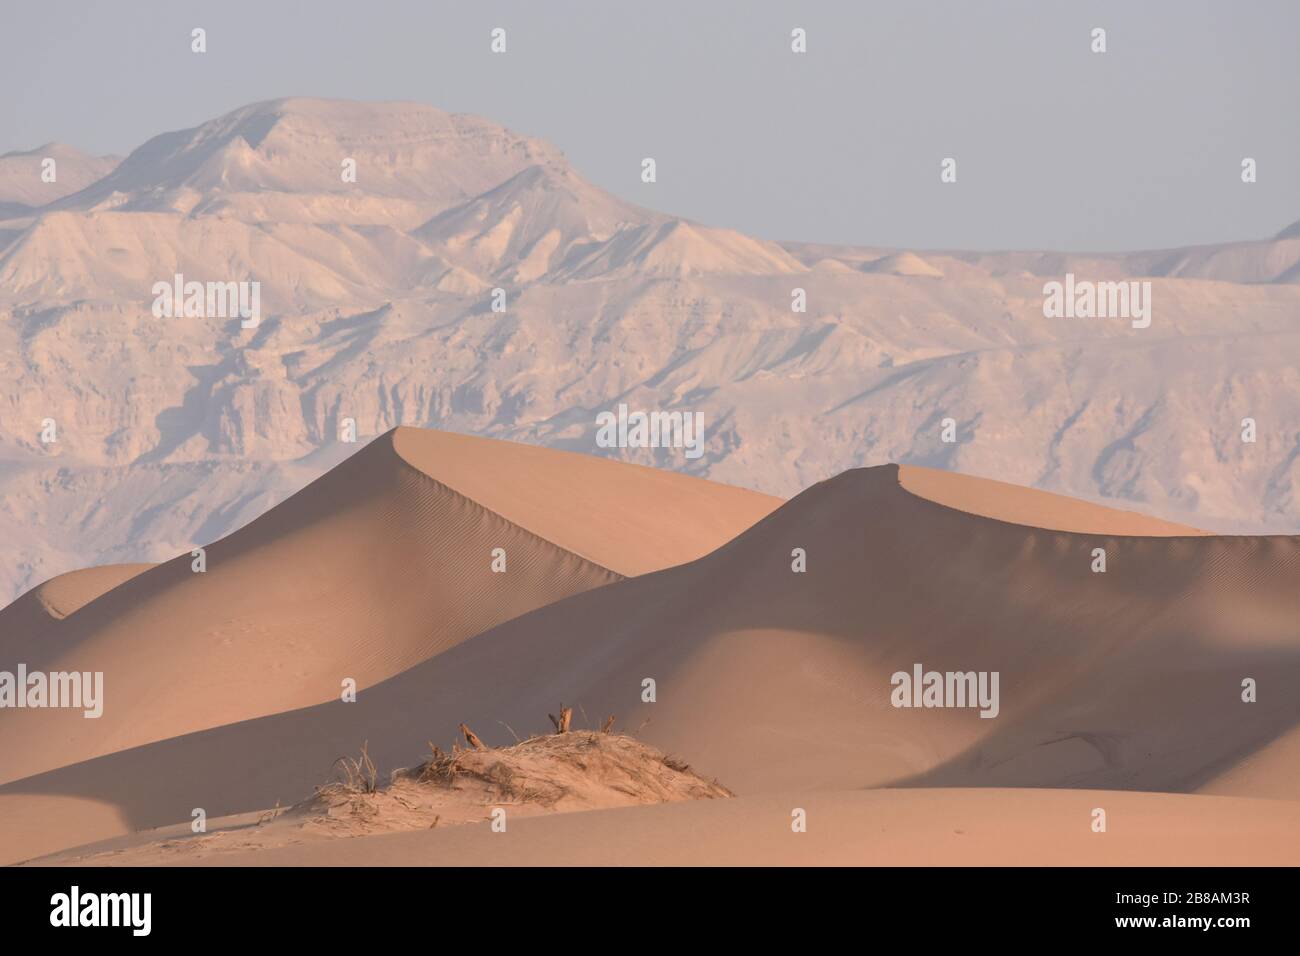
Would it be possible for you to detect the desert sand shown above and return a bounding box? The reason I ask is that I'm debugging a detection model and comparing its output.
[2,429,1296,867]
[29,789,1300,868]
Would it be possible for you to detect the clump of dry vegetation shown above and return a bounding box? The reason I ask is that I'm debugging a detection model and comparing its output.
[300,710,730,836]
[408,729,732,807]
[328,741,379,793]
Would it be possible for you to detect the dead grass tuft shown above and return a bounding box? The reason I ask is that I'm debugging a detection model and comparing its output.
[321,741,379,796]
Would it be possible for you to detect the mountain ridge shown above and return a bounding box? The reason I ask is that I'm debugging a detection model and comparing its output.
[2,96,1299,601]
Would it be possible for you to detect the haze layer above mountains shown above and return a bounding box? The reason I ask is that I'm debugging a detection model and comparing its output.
[3,97,1300,601]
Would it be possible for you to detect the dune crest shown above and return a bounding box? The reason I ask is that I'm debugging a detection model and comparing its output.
[897,464,1203,535]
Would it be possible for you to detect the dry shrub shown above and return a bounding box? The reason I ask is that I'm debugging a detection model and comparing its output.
[323,741,379,795]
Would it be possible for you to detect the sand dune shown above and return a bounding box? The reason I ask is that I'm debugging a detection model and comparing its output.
[47,98,561,218]
[0,428,779,788]
[3,447,1293,865]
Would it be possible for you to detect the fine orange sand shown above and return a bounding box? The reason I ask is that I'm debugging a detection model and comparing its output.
[25,789,1300,867]
[2,428,1297,866]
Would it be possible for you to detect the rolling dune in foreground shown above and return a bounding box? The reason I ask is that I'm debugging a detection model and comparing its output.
[2,431,1296,866]
[29,790,1300,867]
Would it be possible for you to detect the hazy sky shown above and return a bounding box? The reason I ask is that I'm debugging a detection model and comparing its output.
[2,0,1297,251]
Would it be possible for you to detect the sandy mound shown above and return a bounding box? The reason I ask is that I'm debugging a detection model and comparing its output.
[350,728,730,820]
[29,730,731,865]
[27,564,155,619]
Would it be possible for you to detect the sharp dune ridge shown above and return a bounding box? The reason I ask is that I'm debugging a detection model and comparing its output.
[1,428,1297,865]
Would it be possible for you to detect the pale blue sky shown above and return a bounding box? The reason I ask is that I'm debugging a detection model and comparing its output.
[2,0,1297,251]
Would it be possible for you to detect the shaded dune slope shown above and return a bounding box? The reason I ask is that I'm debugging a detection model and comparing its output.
[5,462,1295,864]
[897,466,1203,536]
[0,564,152,662]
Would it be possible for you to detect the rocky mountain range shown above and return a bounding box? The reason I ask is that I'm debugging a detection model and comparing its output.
[2,96,1299,601]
